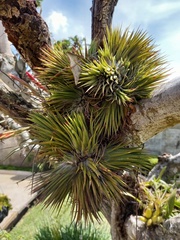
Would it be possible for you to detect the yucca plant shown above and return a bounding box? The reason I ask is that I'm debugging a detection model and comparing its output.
[36,46,82,114]
[31,111,152,222]
[30,27,168,223]
[79,28,168,137]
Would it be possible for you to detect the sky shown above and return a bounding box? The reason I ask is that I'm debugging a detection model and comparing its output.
[40,0,180,79]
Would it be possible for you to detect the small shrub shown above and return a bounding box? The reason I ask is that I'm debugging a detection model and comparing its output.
[0,194,12,223]
[60,224,107,240]
[0,194,12,211]
[34,225,60,240]
[35,223,108,240]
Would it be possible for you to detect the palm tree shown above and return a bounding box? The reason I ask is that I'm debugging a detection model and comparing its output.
[30,27,168,224]
[54,36,86,54]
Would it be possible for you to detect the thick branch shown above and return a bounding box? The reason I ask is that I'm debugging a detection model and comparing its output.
[127,78,180,145]
[91,0,118,44]
[0,0,51,69]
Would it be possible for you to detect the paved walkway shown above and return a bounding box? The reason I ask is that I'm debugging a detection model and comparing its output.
[0,170,37,230]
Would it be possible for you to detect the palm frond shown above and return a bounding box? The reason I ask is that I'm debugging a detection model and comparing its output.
[103,28,169,98]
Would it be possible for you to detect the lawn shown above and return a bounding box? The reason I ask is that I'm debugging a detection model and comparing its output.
[9,201,111,240]
[0,165,32,172]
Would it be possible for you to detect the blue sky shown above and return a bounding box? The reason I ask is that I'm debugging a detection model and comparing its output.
[41,0,180,79]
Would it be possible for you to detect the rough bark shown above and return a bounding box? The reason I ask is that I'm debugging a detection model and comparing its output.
[91,0,118,44]
[109,174,140,240]
[111,202,123,240]
[0,0,51,69]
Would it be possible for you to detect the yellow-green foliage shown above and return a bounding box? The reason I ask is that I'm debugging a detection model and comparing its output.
[0,194,12,210]
[139,173,180,227]
[79,28,168,136]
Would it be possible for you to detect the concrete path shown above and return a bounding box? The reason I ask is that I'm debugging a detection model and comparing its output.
[0,170,37,230]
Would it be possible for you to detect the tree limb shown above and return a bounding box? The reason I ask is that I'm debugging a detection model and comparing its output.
[126,78,180,145]
[0,0,51,69]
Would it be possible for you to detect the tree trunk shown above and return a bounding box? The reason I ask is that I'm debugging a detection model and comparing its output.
[0,0,51,69]
[91,0,118,44]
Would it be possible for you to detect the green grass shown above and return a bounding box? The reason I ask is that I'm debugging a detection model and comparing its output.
[9,202,111,240]
[0,165,32,172]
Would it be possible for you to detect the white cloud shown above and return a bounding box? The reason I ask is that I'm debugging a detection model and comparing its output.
[149,2,180,16]
[46,11,68,35]
[45,10,89,41]
[114,0,180,28]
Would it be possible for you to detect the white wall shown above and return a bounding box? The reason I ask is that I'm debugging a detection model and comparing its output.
[145,124,180,155]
